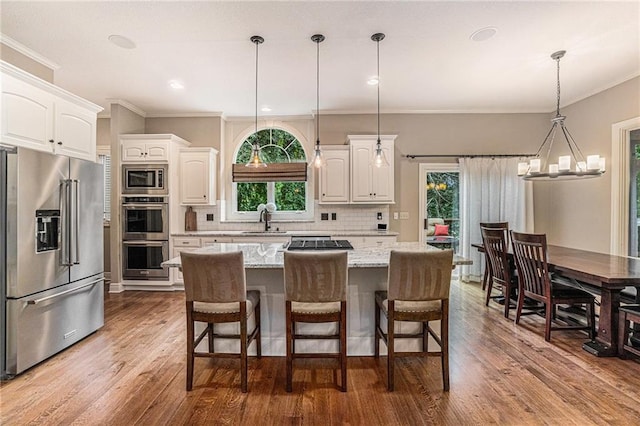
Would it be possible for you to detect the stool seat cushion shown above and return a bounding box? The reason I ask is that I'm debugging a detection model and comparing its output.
[291,301,342,314]
[382,299,441,313]
[194,290,260,315]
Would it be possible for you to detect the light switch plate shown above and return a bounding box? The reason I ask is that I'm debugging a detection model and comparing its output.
[399,212,410,220]
[393,212,399,220]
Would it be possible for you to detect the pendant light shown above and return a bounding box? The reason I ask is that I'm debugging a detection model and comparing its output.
[246,35,267,168]
[312,34,325,168]
[371,33,388,168]
[518,50,605,180]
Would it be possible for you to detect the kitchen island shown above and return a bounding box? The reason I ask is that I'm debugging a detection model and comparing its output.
[163,242,471,356]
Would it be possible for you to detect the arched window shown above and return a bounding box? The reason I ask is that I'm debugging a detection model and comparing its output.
[234,128,308,214]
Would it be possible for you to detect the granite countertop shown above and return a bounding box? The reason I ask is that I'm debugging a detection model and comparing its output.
[171,230,399,237]
[162,242,472,269]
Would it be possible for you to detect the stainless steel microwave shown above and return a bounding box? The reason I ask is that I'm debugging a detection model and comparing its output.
[122,164,168,195]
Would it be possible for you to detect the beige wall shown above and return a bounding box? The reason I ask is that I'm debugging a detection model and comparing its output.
[320,113,549,240]
[534,76,640,253]
[145,116,222,149]
[0,42,54,83]
[97,118,110,147]
[109,104,145,286]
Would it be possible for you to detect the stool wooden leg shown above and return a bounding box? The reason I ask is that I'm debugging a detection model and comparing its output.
[286,301,293,392]
[387,301,395,392]
[374,297,380,358]
[255,301,262,358]
[340,302,347,392]
[186,308,195,391]
[442,301,450,391]
[208,323,214,353]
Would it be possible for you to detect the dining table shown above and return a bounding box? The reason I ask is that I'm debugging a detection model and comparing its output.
[473,243,640,357]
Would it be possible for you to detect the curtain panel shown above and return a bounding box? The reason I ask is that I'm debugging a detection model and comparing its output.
[459,157,533,282]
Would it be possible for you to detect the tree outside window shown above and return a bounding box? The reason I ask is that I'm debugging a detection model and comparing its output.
[235,129,307,212]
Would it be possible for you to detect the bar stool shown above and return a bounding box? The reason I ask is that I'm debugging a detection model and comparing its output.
[283,251,348,392]
[374,249,454,391]
[618,305,640,358]
[180,251,261,393]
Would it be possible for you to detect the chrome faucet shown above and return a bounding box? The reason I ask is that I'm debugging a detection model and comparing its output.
[260,208,271,231]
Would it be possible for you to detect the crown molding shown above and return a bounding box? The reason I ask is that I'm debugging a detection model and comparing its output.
[0,34,60,70]
[145,112,224,118]
[106,99,147,118]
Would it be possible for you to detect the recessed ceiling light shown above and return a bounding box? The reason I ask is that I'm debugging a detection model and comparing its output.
[168,80,184,90]
[470,26,498,42]
[367,76,379,85]
[108,34,136,49]
[261,106,272,112]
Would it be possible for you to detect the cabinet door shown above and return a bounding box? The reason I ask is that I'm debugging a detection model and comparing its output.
[54,99,96,161]
[180,151,214,205]
[145,142,169,162]
[1,74,54,152]
[320,149,349,203]
[350,143,373,202]
[121,141,147,162]
[371,141,394,202]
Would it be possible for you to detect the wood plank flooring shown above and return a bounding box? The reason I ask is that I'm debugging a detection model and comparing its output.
[2,279,639,425]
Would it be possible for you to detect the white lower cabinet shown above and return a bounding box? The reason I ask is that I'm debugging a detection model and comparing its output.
[171,237,202,283]
[347,235,397,249]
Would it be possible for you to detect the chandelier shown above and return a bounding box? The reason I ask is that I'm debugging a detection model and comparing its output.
[518,50,605,180]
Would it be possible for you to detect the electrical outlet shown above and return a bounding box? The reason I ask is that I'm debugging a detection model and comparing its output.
[321,213,329,221]
[393,212,399,220]
[206,213,214,221]
[377,212,382,220]
[331,213,337,221]
[399,211,410,220]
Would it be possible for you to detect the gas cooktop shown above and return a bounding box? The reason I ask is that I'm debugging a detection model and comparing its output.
[287,240,354,250]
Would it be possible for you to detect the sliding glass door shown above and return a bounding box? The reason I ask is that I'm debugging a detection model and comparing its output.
[419,164,460,253]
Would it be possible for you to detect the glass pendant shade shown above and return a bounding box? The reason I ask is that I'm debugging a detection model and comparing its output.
[313,142,325,168]
[373,140,389,168]
[246,142,267,168]
[519,50,604,180]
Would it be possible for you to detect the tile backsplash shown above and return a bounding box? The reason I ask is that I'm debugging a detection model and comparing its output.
[189,202,389,232]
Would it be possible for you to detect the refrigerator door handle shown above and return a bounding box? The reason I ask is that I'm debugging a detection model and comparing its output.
[73,179,80,265]
[61,179,73,266]
[26,277,103,305]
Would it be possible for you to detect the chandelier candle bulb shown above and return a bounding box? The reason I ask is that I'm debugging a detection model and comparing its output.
[599,157,606,172]
[549,164,559,175]
[587,155,601,170]
[517,162,529,176]
[558,155,571,172]
[529,158,541,173]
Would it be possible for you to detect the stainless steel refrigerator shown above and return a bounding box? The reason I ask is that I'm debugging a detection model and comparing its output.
[1,145,104,378]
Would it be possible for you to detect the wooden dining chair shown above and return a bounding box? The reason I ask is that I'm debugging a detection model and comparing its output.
[374,249,454,391]
[481,226,517,318]
[283,251,348,392]
[479,222,509,291]
[180,251,261,393]
[510,231,595,342]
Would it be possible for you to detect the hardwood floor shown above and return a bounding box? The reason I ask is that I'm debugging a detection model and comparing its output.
[2,280,639,425]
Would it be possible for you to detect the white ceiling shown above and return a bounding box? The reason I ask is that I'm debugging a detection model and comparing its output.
[1,1,639,117]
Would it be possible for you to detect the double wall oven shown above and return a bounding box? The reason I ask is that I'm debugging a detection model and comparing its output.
[122,165,170,280]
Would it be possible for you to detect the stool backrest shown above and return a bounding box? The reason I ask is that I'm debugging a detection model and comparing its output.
[284,251,348,303]
[387,249,454,301]
[510,231,551,299]
[181,251,246,303]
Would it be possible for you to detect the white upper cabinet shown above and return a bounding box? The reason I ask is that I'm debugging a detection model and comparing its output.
[1,62,101,161]
[179,148,217,205]
[349,135,395,203]
[319,146,350,204]
[121,140,169,162]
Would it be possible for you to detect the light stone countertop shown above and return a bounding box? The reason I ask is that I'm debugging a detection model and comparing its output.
[162,242,472,269]
[171,230,399,238]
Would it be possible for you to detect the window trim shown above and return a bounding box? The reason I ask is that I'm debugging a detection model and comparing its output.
[227,123,315,221]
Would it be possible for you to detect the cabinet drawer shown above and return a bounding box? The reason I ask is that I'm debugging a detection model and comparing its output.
[173,237,202,247]
[201,237,233,246]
